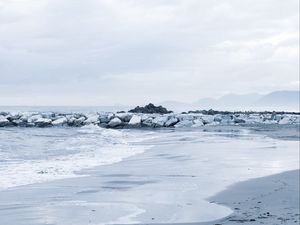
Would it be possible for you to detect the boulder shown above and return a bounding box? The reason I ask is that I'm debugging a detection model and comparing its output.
[234,118,246,124]
[27,114,42,123]
[192,119,204,127]
[0,116,10,127]
[165,117,178,127]
[73,117,86,126]
[128,103,172,114]
[201,115,214,125]
[52,117,68,126]
[12,119,27,126]
[152,116,168,127]
[35,118,52,127]
[6,113,20,121]
[127,115,142,127]
[278,116,292,125]
[84,115,100,124]
[116,113,132,122]
[108,117,122,128]
[142,117,153,127]
[174,120,193,128]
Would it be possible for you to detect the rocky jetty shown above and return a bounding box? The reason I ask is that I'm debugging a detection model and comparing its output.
[0,109,299,128]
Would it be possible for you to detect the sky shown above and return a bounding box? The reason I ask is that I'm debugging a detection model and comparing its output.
[0,0,299,106]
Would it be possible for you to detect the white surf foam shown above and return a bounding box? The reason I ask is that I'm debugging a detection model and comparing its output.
[0,126,153,190]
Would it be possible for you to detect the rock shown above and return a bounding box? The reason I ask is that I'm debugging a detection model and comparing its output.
[84,115,100,124]
[99,113,114,123]
[108,117,122,128]
[177,114,194,122]
[12,119,27,126]
[0,116,11,127]
[116,113,132,122]
[127,115,142,127]
[142,117,153,127]
[27,114,42,123]
[278,116,292,125]
[35,118,52,127]
[6,113,20,121]
[174,120,193,128]
[67,116,85,126]
[73,117,86,126]
[201,115,214,125]
[192,119,204,127]
[99,123,108,128]
[128,103,172,114]
[52,117,68,126]
[165,117,178,127]
[213,115,222,122]
[234,118,246,124]
[152,116,168,127]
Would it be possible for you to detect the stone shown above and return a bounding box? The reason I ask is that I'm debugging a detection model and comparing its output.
[165,117,178,127]
[84,115,100,124]
[234,118,246,124]
[192,119,204,127]
[73,117,86,126]
[152,116,168,127]
[174,120,193,128]
[128,115,142,127]
[52,117,68,126]
[27,114,42,123]
[201,115,214,125]
[108,117,122,128]
[12,119,27,126]
[35,118,52,127]
[0,116,10,127]
[116,113,132,122]
[278,116,292,125]
[142,117,153,127]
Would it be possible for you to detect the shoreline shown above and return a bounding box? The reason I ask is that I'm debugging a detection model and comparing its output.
[0,126,298,224]
[129,169,299,225]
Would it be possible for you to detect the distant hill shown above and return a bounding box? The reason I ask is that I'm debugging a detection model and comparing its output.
[256,91,299,111]
[160,90,299,112]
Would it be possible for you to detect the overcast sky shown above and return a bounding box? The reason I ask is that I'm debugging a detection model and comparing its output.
[0,0,299,106]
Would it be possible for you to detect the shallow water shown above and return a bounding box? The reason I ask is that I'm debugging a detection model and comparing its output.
[0,125,152,189]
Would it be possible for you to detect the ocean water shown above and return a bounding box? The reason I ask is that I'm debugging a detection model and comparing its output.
[0,125,153,189]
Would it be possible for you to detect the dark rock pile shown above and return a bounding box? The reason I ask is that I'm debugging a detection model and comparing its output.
[128,103,172,114]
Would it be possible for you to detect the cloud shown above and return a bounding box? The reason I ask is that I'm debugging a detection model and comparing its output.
[0,0,299,105]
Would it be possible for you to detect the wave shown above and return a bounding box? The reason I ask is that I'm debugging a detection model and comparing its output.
[0,126,153,190]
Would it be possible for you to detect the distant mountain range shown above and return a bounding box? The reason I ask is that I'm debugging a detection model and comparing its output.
[160,91,300,112]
